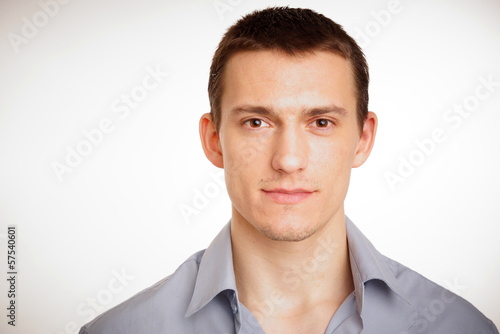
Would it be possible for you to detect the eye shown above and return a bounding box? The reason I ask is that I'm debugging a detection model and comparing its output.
[244,118,270,128]
[312,118,334,128]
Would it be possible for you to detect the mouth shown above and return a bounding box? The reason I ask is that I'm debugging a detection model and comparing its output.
[261,188,315,204]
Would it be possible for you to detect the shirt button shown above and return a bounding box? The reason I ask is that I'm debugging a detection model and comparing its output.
[231,304,238,314]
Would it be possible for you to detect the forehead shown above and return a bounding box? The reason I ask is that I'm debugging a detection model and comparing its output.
[220,50,357,116]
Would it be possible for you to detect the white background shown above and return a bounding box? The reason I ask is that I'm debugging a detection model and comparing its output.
[1,0,499,333]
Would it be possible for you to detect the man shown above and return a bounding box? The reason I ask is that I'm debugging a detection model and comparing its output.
[80,7,498,334]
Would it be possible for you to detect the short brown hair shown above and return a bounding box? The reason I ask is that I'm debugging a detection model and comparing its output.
[208,6,369,133]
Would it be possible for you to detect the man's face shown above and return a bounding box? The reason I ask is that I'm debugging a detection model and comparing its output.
[204,50,375,242]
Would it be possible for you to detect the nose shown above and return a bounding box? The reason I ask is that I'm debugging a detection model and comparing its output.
[271,125,308,174]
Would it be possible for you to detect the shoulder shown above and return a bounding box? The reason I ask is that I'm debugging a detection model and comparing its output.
[383,256,498,334]
[79,250,205,334]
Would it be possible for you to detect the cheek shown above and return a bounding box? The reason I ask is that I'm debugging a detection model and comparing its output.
[223,137,266,178]
[221,136,269,203]
[309,140,356,203]
[310,139,354,174]
[221,128,271,178]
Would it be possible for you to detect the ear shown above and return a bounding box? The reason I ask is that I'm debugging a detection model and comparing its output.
[199,113,224,168]
[352,111,378,168]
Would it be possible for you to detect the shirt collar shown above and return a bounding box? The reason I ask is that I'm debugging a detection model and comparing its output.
[185,221,236,317]
[345,216,410,314]
[186,216,411,318]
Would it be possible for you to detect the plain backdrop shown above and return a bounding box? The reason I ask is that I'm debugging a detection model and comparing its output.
[1,0,499,333]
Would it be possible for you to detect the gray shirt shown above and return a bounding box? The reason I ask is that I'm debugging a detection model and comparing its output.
[79,217,498,333]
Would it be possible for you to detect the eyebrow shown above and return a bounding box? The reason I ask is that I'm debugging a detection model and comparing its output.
[230,105,347,118]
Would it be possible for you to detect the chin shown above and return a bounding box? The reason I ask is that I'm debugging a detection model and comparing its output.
[258,223,319,242]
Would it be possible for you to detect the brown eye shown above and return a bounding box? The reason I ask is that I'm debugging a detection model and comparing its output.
[250,119,262,127]
[244,118,270,128]
[316,119,330,127]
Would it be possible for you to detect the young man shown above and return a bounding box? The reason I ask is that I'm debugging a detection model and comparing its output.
[80,7,498,334]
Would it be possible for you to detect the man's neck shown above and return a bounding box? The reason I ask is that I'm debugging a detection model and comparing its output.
[231,209,354,333]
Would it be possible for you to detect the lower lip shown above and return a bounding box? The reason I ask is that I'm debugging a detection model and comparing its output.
[262,190,314,204]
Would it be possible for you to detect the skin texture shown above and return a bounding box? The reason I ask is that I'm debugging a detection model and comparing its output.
[199,50,377,333]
